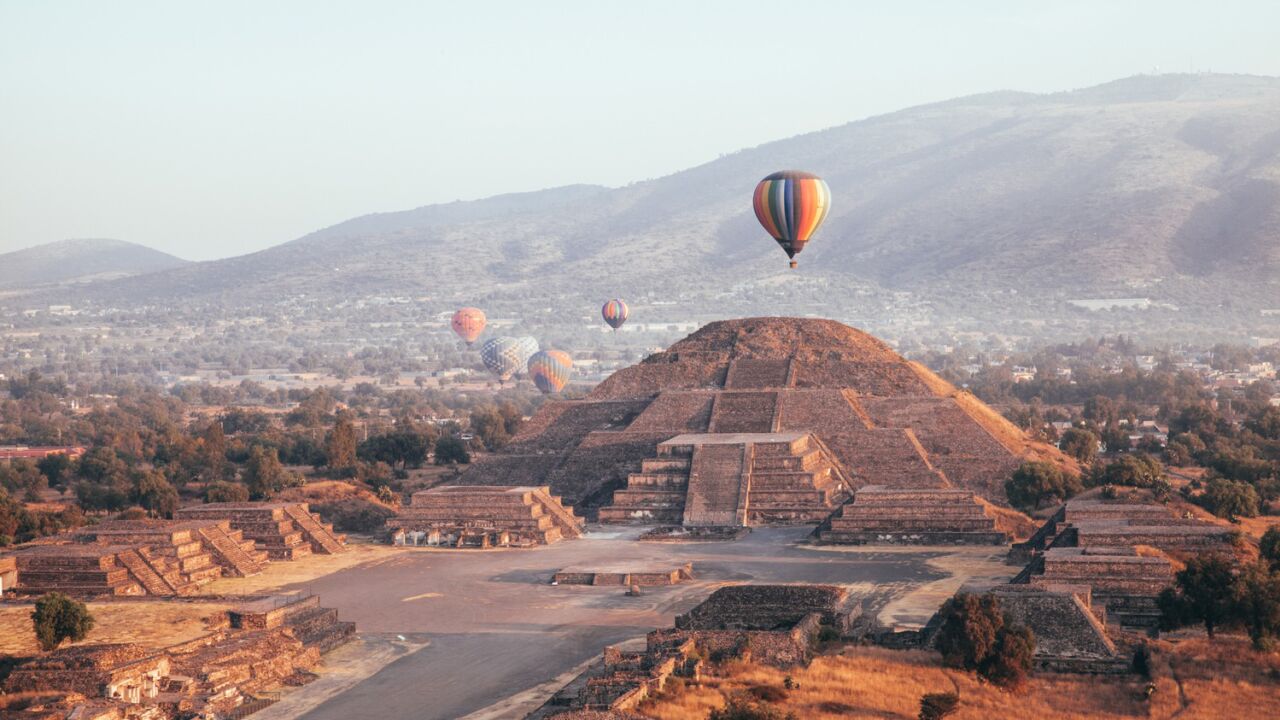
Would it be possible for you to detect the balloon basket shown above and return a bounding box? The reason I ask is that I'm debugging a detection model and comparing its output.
[789,260,797,269]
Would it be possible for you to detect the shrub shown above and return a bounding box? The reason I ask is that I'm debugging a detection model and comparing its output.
[205,481,250,504]
[709,694,796,720]
[31,592,94,652]
[311,497,396,533]
[919,691,960,720]
[980,624,1035,690]
[746,684,788,702]
[433,436,470,465]
[1199,478,1260,520]
[1005,461,1081,511]
[1059,428,1099,464]
[817,625,840,643]
[1089,453,1165,489]
[1233,560,1280,651]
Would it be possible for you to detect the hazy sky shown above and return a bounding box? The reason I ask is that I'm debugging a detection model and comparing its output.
[3,1,1279,261]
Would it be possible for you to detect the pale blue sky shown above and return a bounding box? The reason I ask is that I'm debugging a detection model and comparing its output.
[2,1,1278,260]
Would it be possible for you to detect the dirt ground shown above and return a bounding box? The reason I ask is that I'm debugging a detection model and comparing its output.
[0,600,231,656]
[197,541,402,596]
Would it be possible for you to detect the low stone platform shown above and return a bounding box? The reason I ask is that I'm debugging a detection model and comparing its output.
[1032,546,1173,630]
[176,502,346,559]
[553,562,693,587]
[393,485,584,547]
[1062,499,1232,553]
[5,544,145,597]
[2,644,171,703]
[819,485,1009,545]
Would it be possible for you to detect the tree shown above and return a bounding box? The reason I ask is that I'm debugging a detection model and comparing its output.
[31,592,94,651]
[325,416,358,474]
[1233,561,1280,651]
[1261,526,1280,571]
[36,453,74,490]
[934,592,1034,689]
[469,405,511,451]
[244,446,298,500]
[1005,461,1081,511]
[197,421,229,478]
[358,429,433,470]
[1090,453,1164,489]
[0,487,29,546]
[1199,478,1260,520]
[1158,555,1237,638]
[1059,428,1099,464]
[433,435,470,465]
[131,469,178,519]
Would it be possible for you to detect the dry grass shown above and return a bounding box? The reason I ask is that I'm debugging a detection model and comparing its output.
[0,600,230,656]
[976,498,1037,541]
[639,640,1280,720]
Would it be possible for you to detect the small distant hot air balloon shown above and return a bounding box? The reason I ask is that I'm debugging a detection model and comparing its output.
[601,299,629,331]
[752,170,831,268]
[480,337,523,382]
[451,307,486,346]
[528,350,573,394]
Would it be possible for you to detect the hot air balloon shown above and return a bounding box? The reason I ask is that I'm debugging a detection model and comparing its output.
[601,299,629,331]
[528,350,573,394]
[480,337,523,382]
[451,307,486,346]
[752,170,831,268]
[513,336,540,373]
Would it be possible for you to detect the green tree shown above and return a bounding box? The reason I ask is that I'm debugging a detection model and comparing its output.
[1059,428,1099,464]
[244,446,298,500]
[1261,526,1280,571]
[1090,453,1164,489]
[469,405,511,451]
[1158,555,1237,638]
[324,416,358,474]
[130,469,178,518]
[934,592,1034,689]
[36,453,74,490]
[31,592,94,651]
[1233,561,1280,651]
[1200,478,1260,521]
[1005,461,1081,511]
[433,435,470,465]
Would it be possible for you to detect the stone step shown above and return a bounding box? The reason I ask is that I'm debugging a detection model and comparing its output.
[830,517,998,532]
[640,458,691,472]
[819,530,1009,545]
[839,506,991,520]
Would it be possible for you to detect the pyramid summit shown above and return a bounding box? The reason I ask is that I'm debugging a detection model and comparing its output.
[455,317,1072,523]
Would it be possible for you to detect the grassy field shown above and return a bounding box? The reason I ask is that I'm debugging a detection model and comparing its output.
[639,636,1280,720]
[0,600,231,656]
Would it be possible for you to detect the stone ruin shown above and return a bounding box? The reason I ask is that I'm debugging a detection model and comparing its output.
[451,318,1071,528]
[391,485,584,547]
[1011,498,1231,632]
[553,562,693,587]
[1,594,354,719]
[818,485,1008,544]
[530,584,857,718]
[1,517,275,598]
[175,502,347,559]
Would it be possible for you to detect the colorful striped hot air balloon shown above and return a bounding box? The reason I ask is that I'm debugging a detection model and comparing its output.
[752,170,832,268]
[451,307,486,346]
[528,350,573,394]
[480,336,523,382]
[601,299,629,331]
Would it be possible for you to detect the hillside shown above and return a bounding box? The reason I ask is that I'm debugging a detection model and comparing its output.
[0,239,189,289]
[23,74,1280,334]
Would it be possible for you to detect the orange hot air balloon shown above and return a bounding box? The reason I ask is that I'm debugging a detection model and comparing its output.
[528,350,573,394]
[451,307,486,345]
[752,170,832,268]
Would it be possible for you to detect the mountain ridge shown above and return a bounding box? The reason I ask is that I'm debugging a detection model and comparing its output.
[0,239,189,290]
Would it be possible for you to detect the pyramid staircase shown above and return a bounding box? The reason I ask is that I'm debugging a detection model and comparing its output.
[820,485,1009,544]
[7,545,144,597]
[177,503,347,560]
[598,432,850,527]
